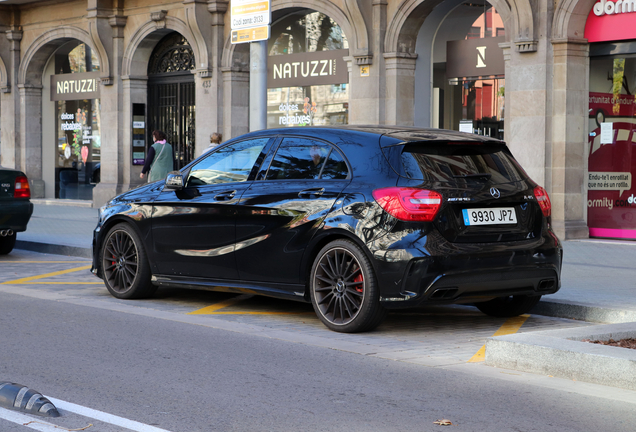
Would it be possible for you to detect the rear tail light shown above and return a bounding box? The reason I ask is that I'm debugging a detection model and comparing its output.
[14,175,31,198]
[372,187,442,222]
[534,185,551,217]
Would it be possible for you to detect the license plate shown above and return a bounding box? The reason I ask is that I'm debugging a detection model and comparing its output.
[462,207,517,226]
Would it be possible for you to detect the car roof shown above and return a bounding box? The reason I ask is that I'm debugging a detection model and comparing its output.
[241,126,504,146]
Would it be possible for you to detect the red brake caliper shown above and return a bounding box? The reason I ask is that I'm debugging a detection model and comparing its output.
[354,272,363,293]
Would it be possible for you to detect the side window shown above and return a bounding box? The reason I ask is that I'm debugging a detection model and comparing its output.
[186,138,268,186]
[321,148,349,179]
[266,138,331,180]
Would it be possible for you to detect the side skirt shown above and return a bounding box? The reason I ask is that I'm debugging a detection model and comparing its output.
[151,274,309,303]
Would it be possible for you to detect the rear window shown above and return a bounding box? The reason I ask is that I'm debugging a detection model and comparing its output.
[397,143,526,183]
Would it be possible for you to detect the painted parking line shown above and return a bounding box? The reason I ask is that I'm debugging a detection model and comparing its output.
[187,295,252,314]
[1,265,92,285]
[0,261,90,264]
[188,294,313,316]
[47,396,173,432]
[25,282,103,285]
[0,398,173,432]
[467,314,530,363]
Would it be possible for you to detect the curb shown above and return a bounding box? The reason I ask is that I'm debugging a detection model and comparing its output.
[15,240,92,259]
[532,300,636,324]
[485,323,636,391]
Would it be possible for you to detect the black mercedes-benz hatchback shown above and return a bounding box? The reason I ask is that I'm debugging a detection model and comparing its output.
[91,126,562,333]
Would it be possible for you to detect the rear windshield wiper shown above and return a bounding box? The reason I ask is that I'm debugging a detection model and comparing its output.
[452,173,492,179]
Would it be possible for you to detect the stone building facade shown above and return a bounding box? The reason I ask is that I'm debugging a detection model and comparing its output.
[0,0,633,241]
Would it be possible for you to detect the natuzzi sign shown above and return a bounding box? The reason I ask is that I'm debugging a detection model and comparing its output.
[446,37,505,79]
[50,72,100,102]
[267,49,349,88]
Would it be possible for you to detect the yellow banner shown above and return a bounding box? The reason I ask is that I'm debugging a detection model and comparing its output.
[232,1,269,16]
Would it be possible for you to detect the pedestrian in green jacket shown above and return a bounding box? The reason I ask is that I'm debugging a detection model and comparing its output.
[140,130,175,182]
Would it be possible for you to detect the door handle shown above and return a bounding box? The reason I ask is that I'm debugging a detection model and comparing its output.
[214,190,236,201]
[298,188,325,198]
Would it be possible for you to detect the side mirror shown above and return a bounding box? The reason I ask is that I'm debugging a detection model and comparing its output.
[164,171,184,190]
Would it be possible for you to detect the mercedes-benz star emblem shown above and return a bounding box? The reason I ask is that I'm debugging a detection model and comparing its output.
[490,187,501,199]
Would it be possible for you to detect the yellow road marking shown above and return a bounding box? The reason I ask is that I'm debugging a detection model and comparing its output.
[188,296,249,315]
[188,295,312,316]
[1,265,92,285]
[0,261,90,264]
[201,311,313,315]
[468,314,530,363]
[26,282,103,285]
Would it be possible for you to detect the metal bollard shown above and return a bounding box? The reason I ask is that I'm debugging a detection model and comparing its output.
[0,382,60,417]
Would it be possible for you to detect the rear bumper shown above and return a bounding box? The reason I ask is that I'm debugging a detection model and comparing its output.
[0,200,33,232]
[372,230,562,308]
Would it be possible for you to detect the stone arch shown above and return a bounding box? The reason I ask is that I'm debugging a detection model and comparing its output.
[18,26,108,87]
[0,54,7,91]
[385,0,535,54]
[221,0,367,68]
[552,0,596,40]
[122,17,204,78]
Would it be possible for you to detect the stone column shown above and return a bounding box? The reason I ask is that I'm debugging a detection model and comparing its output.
[18,84,44,197]
[549,39,589,239]
[347,0,385,125]
[222,67,249,140]
[93,15,128,207]
[384,53,417,126]
[121,77,148,190]
[0,29,21,170]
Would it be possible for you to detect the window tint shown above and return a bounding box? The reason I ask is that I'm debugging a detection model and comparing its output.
[399,143,525,183]
[186,138,268,186]
[267,138,330,180]
[321,148,349,179]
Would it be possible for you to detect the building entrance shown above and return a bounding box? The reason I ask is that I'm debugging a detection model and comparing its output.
[147,33,196,170]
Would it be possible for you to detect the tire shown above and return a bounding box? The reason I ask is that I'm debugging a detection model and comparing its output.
[310,239,386,333]
[475,295,541,318]
[100,223,154,299]
[0,232,16,255]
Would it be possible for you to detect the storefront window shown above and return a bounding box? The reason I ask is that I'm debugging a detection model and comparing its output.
[267,10,349,127]
[442,6,505,139]
[587,53,636,239]
[53,42,101,200]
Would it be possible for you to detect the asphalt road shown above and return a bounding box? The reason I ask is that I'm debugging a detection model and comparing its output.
[1,250,636,431]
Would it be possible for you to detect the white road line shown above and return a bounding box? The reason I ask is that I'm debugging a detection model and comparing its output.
[46,397,173,432]
[0,406,61,431]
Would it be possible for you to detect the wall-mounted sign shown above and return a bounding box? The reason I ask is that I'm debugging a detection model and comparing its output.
[585,1,636,42]
[231,25,270,44]
[51,72,100,102]
[360,66,370,77]
[132,103,146,166]
[446,37,505,79]
[267,49,349,88]
[231,0,270,29]
[230,0,270,44]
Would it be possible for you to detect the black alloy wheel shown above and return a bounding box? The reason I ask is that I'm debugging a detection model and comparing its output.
[101,224,153,299]
[310,239,386,333]
[475,294,542,318]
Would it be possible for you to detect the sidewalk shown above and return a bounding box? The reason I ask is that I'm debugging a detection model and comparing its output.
[12,200,636,389]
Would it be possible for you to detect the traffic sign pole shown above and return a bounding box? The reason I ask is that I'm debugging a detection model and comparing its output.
[249,41,268,131]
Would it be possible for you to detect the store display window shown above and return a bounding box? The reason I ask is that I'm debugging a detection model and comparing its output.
[52,42,101,200]
[267,10,349,128]
[588,54,636,239]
